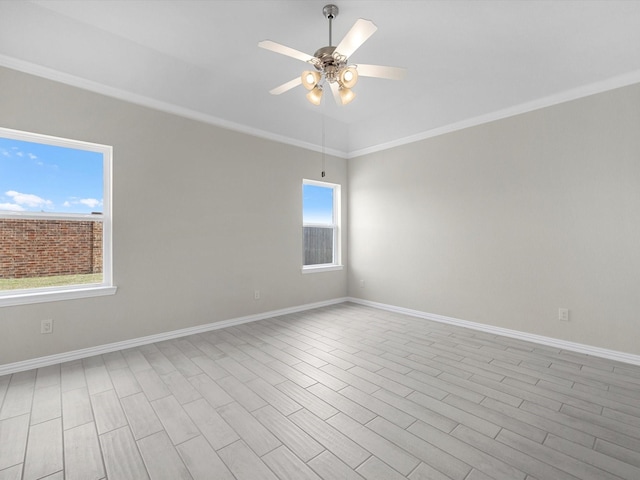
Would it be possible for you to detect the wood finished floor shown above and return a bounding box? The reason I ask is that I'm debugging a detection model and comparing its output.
[1,303,640,480]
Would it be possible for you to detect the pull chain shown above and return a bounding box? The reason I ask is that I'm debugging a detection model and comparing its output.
[321,113,326,177]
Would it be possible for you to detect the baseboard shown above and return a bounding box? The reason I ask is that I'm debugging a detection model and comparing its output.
[0,297,349,375]
[347,297,640,367]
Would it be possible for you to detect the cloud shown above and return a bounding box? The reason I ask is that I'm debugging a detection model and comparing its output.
[5,190,53,208]
[79,198,102,209]
[62,197,103,210]
[28,153,37,160]
[0,203,25,212]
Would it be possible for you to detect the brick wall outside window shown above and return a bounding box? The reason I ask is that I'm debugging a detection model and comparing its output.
[0,219,103,279]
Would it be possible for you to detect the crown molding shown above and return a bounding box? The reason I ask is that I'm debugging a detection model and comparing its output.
[3,55,640,160]
[348,69,640,158]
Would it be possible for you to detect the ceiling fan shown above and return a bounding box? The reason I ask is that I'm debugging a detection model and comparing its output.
[258,4,407,106]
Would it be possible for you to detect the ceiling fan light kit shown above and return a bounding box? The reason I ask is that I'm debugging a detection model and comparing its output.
[259,4,406,106]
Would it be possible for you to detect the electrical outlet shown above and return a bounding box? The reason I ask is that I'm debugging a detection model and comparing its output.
[558,308,569,322]
[360,279,365,288]
[254,290,260,300]
[41,319,53,334]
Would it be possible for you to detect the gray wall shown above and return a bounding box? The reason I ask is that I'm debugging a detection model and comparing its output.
[0,67,347,364]
[348,83,640,355]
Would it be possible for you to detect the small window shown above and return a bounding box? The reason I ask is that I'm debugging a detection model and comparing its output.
[0,127,115,306]
[302,179,341,272]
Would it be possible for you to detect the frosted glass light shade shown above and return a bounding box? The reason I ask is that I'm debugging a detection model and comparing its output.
[339,66,358,89]
[301,70,321,91]
[306,86,323,105]
[339,87,355,105]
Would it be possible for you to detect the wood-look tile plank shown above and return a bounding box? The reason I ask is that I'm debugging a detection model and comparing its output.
[319,364,380,394]
[339,385,415,428]
[217,440,278,480]
[133,368,171,401]
[63,422,105,480]
[102,351,129,371]
[108,367,142,398]
[30,384,61,425]
[328,412,420,475]
[408,462,454,480]
[216,375,267,412]
[100,426,149,480]
[307,450,366,480]
[262,445,323,480]
[160,371,201,405]
[62,387,93,430]
[308,383,376,424]
[0,371,35,420]
[121,392,164,440]
[122,348,153,373]
[0,464,22,480]
[595,438,640,469]
[83,362,113,396]
[289,409,370,469]
[60,361,86,392]
[246,377,302,416]
[266,359,316,388]
[183,398,239,450]
[240,357,287,385]
[176,436,234,480]
[499,428,620,480]
[407,420,526,479]
[151,395,199,445]
[274,380,338,420]
[356,455,407,480]
[254,405,324,462]
[0,414,29,471]
[366,416,471,480]
[372,388,459,433]
[544,434,640,480]
[188,374,233,408]
[137,431,192,480]
[90,389,127,435]
[23,417,63,480]
[407,390,500,438]
[347,366,413,397]
[34,365,60,390]
[216,402,280,456]
[481,398,596,448]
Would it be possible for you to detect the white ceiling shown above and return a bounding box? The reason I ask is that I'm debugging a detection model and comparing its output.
[2,0,640,157]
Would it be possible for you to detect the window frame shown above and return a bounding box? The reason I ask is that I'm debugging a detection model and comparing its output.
[0,127,116,307]
[302,179,343,273]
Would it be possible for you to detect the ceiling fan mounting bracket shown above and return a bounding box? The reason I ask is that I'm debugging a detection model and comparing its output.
[323,4,339,20]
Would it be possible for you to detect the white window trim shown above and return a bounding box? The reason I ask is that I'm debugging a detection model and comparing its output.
[302,179,343,273]
[0,127,116,307]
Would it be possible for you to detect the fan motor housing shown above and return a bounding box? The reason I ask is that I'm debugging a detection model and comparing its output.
[312,46,347,82]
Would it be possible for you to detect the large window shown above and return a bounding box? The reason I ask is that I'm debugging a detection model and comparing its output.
[0,127,115,306]
[302,179,341,272]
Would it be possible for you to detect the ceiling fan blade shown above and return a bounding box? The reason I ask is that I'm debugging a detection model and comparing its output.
[269,77,302,95]
[329,82,342,106]
[335,19,377,59]
[356,64,407,80]
[258,40,314,63]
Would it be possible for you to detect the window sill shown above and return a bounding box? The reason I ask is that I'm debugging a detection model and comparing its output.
[301,265,344,274]
[0,285,117,307]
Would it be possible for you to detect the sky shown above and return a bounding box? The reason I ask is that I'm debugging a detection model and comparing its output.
[0,136,103,214]
[303,184,334,224]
